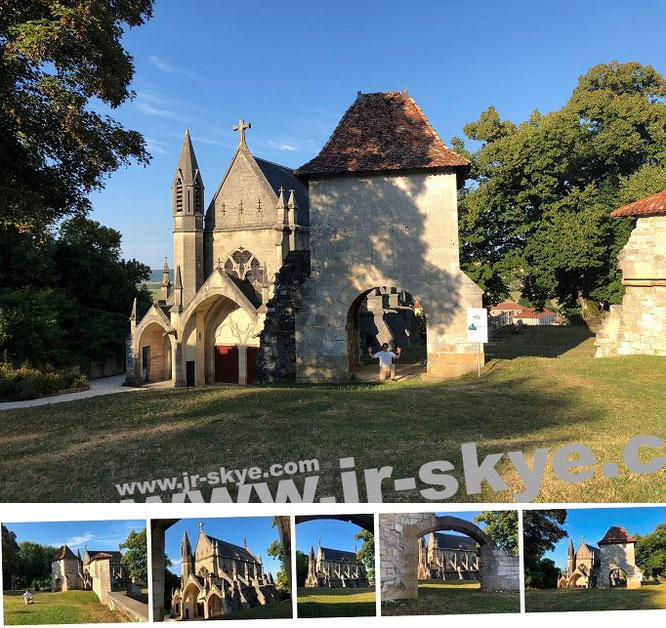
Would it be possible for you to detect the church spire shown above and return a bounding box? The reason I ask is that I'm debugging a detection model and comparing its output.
[161,257,171,301]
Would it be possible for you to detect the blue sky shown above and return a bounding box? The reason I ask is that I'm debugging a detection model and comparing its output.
[87,0,666,267]
[165,518,281,580]
[296,518,368,555]
[543,507,666,571]
[4,520,145,554]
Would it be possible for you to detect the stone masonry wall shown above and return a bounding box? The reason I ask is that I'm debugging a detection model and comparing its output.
[256,250,310,382]
[596,216,666,357]
[479,545,520,592]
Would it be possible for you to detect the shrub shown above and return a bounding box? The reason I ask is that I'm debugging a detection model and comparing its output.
[0,363,67,401]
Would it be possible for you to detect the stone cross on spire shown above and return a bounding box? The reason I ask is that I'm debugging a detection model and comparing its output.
[233,119,251,145]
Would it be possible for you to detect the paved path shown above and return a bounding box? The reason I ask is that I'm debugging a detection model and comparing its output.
[0,374,143,411]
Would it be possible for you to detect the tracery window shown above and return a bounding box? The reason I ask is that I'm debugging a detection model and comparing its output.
[224,247,264,286]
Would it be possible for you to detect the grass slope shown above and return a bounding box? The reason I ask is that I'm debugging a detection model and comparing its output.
[525,582,666,612]
[216,599,292,619]
[382,580,519,615]
[297,587,376,618]
[3,591,126,625]
[0,326,664,503]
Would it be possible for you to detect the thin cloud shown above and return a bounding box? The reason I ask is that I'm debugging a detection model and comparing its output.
[265,140,299,152]
[135,100,179,120]
[149,56,211,84]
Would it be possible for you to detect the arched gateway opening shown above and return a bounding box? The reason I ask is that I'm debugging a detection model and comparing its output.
[347,287,427,381]
[137,322,172,383]
[609,568,628,588]
[380,514,520,604]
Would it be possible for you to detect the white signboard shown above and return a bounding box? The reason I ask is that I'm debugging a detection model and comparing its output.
[467,308,488,343]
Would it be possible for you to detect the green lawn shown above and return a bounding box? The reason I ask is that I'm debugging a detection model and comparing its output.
[297,586,376,618]
[382,580,519,615]
[525,582,666,612]
[0,326,664,503]
[3,590,127,625]
[216,599,292,619]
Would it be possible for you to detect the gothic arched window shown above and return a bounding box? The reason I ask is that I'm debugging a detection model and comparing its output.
[224,247,264,286]
[175,177,183,212]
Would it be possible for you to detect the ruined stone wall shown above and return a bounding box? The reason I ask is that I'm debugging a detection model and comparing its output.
[599,543,642,589]
[295,172,483,382]
[478,545,520,592]
[596,216,666,357]
[257,250,310,382]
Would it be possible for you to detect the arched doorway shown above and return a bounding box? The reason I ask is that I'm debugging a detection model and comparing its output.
[54,577,62,592]
[137,322,172,383]
[609,568,628,588]
[207,592,223,618]
[347,287,426,381]
[181,583,200,620]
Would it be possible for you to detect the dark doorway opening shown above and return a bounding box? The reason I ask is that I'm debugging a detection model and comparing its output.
[186,361,195,387]
[246,347,259,384]
[215,345,239,383]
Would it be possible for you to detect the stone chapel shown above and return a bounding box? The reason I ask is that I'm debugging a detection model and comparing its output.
[557,526,643,589]
[51,545,126,593]
[127,90,482,386]
[170,524,277,620]
[305,543,368,588]
[418,531,479,580]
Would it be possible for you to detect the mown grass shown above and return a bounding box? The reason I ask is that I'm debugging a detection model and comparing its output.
[0,326,664,503]
[525,582,666,612]
[3,590,127,625]
[216,599,292,619]
[297,586,376,618]
[382,580,519,615]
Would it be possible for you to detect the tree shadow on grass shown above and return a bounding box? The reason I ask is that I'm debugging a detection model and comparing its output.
[488,325,595,360]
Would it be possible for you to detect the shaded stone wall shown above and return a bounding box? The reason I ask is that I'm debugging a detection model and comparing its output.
[599,543,642,589]
[596,216,666,357]
[257,250,310,382]
[296,172,483,382]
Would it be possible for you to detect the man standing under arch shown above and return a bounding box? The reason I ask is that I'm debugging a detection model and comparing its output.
[369,343,401,382]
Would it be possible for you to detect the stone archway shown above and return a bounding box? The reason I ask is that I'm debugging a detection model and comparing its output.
[379,513,519,601]
[136,321,172,383]
[295,514,374,534]
[346,286,427,380]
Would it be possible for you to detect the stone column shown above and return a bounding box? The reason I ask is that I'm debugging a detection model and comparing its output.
[238,346,247,385]
[195,309,205,386]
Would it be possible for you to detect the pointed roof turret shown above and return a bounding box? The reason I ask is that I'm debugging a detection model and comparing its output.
[181,530,191,556]
[177,129,200,176]
[130,297,137,321]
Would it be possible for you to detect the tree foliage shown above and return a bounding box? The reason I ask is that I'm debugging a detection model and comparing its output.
[0,0,153,232]
[267,539,290,593]
[0,217,152,367]
[635,523,666,580]
[457,61,666,316]
[2,525,20,590]
[475,511,518,555]
[295,550,308,588]
[120,528,147,585]
[522,510,568,589]
[354,529,375,579]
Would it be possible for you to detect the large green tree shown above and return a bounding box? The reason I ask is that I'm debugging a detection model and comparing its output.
[0,0,153,233]
[295,550,308,588]
[457,61,666,318]
[267,539,290,594]
[635,523,666,580]
[16,541,58,588]
[475,511,518,555]
[522,510,568,589]
[2,525,20,590]
[120,528,147,584]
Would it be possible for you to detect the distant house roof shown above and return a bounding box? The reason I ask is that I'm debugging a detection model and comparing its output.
[52,545,78,562]
[492,301,523,311]
[205,535,255,562]
[611,189,666,218]
[516,307,555,319]
[87,550,123,561]
[434,532,477,551]
[598,526,637,545]
[295,91,470,179]
[320,547,358,562]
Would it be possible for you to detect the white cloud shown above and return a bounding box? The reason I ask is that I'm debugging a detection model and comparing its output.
[265,140,299,152]
[149,56,211,84]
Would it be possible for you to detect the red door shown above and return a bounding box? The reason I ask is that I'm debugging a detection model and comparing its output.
[215,345,238,383]
[246,347,259,384]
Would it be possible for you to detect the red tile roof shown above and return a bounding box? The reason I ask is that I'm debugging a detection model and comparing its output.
[52,545,78,562]
[492,301,524,311]
[611,189,666,217]
[598,526,637,544]
[295,91,470,177]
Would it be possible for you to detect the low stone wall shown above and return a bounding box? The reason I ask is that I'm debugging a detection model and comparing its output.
[107,592,149,622]
[479,545,520,592]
